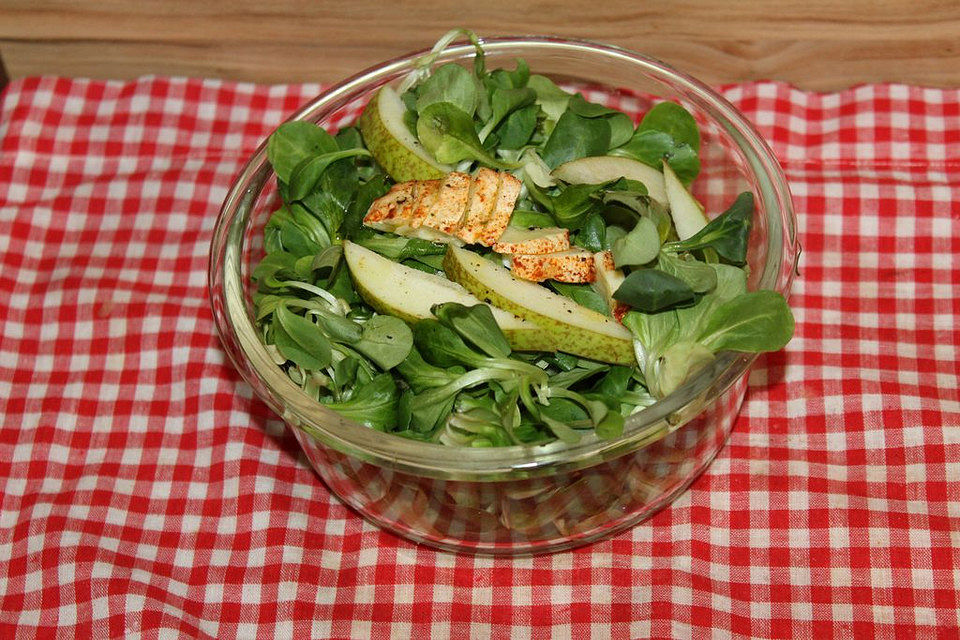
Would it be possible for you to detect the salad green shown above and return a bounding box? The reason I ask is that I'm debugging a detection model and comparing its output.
[251,30,794,447]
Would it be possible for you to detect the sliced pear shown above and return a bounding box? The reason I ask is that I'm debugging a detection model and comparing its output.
[343,241,556,351]
[444,246,635,365]
[493,226,570,255]
[592,251,630,320]
[358,86,452,182]
[552,156,667,205]
[663,162,708,240]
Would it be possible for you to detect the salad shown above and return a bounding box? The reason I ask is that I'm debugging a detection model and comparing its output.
[252,30,794,447]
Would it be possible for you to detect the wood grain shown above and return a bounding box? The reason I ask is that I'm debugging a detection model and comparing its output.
[1,0,958,90]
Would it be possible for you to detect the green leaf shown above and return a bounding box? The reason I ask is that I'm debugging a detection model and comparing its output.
[566,93,620,118]
[286,149,370,201]
[263,205,329,257]
[544,351,581,372]
[573,213,606,252]
[322,373,399,431]
[311,309,363,344]
[591,365,634,400]
[412,319,486,369]
[540,397,589,424]
[494,104,539,149]
[479,87,536,141]
[613,269,696,313]
[621,309,679,372]
[539,415,582,444]
[549,282,610,316]
[697,290,795,353]
[637,101,700,150]
[657,252,717,294]
[667,192,754,265]
[415,63,479,116]
[274,305,333,370]
[540,110,611,168]
[604,225,627,248]
[354,230,446,261]
[342,175,390,239]
[409,383,460,433]
[267,122,339,183]
[431,303,512,359]
[396,388,414,430]
[672,262,748,343]
[613,130,700,184]
[331,357,360,396]
[595,411,625,439]
[395,346,458,393]
[353,315,413,370]
[607,113,636,149]
[252,250,300,289]
[611,216,660,267]
[310,244,345,280]
[565,94,634,148]
[649,341,716,397]
[527,74,572,124]
[509,209,556,229]
[319,154,360,211]
[407,253,446,271]
[297,192,343,244]
[611,102,702,183]
[487,58,530,89]
[335,126,364,150]
[550,182,608,230]
[416,102,514,168]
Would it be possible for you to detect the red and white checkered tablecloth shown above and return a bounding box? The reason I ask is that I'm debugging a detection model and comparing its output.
[1,75,959,638]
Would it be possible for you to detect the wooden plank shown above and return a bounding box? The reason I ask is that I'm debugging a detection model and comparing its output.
[1,0,958,89]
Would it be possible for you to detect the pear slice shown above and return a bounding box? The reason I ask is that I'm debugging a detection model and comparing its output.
[662,162,708,240]
[343,241,556,351]
[552,156,667,205]
[358,86,452,182]
[592,251,630,320]
[443,246,636,365]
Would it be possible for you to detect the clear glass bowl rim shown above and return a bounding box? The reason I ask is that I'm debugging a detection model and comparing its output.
[209,35,797,481]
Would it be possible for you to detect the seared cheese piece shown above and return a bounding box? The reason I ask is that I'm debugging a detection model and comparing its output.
[593,251,630,321]
[363,181,419,233]
[456,168,499,244]
[364,169,519,247]
[479,172,521,246]
[407,179,440,230]
[493,226,570,255]
[422,172,471,237]
[511,248,596,283]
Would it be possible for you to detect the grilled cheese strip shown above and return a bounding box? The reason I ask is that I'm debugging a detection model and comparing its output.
[422,172,472,237]
[363,169,519,246]
[363,181,418,233]
[493,226,570,255]
[479,172,521,246]
[511,248,596,283]
[408,179,440,230]
[455,168,499,244]
[593,251,630,321]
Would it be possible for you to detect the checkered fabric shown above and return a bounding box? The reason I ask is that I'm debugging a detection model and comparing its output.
[1,76,959,638]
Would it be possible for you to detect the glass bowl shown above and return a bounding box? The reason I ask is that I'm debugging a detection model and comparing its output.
[209,36,797,555]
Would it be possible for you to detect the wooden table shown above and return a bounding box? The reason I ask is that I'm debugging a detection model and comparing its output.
[1,0,958,90]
